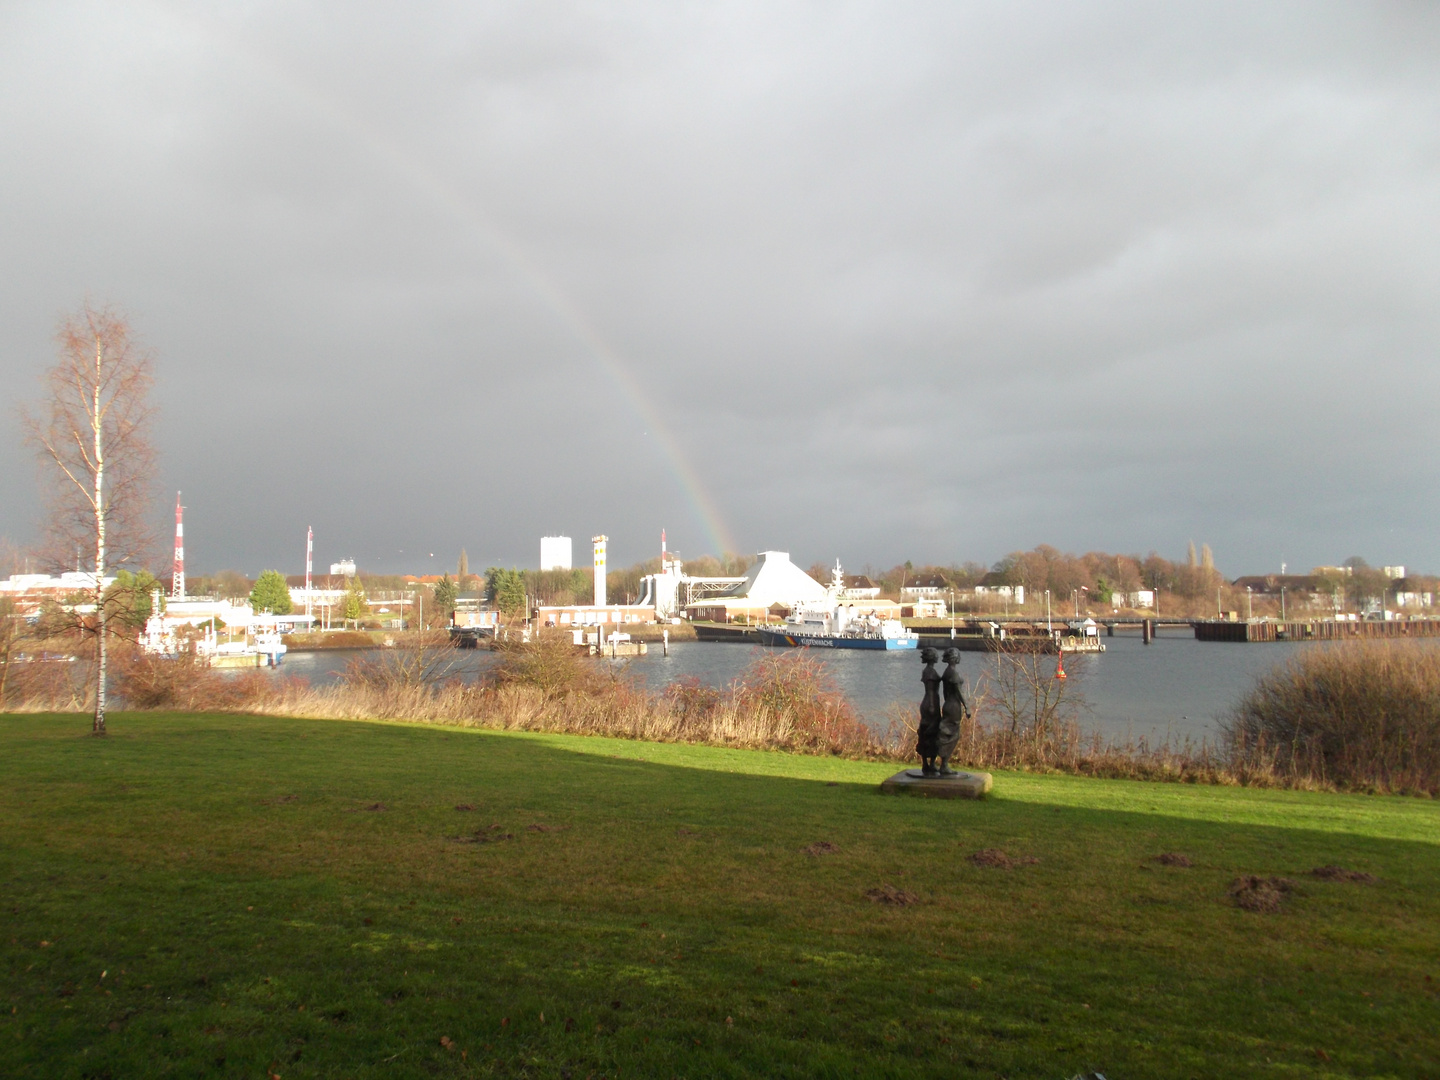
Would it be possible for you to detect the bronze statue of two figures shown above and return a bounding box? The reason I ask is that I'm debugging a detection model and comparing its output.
[916,647,971,777]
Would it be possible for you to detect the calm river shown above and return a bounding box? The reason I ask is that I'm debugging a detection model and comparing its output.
[275,628,1420,745]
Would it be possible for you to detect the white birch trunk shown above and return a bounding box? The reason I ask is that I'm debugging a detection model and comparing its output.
[93,339,106,736]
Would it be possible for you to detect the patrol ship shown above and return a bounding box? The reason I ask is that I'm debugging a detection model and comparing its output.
[756,563,919,650]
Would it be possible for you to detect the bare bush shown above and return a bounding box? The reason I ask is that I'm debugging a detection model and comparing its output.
[729,651,874,755]
[110,646,290,711]
[490,633,607,700]
[2,656,94,712]
[977,650,1088,753]
[247,644,890,757]
[1222,641,1440,794]
[344,633,459,690]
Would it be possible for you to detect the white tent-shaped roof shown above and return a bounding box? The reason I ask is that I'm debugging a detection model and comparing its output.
[719,551,827,608]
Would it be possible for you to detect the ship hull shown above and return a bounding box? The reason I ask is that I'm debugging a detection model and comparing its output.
[756,629,919,650]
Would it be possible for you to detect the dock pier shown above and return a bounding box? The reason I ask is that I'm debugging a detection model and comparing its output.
[1192,618,1440,643]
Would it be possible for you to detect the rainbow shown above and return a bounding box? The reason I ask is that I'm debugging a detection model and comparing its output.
[171,7,738,558]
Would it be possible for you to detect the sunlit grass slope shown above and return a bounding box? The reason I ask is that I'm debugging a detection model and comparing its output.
[2,713,1437,1078]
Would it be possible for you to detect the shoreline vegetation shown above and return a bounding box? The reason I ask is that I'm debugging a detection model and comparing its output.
[2,634,1436,796]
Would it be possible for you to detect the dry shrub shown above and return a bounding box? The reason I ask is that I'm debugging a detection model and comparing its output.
[491,634,608,700]
[663,676,723,721]
[344,632,459,690]
[110,647,291,712]
[114,651,215,709]
[983,650,1089,747]
[246,641,895,759]
[1,655,94,712]
[1222,641,1440,794]
[729,651,874,755]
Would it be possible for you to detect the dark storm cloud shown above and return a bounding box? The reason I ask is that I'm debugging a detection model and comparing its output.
[1,1,1436,578]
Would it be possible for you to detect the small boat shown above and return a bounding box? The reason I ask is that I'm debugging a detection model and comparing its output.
[195,620,287,668]
[757,562,919,651]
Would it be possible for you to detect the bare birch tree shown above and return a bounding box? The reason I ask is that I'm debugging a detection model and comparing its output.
[22,304,157,735]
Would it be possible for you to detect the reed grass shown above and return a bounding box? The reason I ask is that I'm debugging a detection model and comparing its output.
[1223,640,1440,795]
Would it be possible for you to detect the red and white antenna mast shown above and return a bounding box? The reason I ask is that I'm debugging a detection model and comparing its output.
[305,526,313,621]
[661,528,666,560]
[171,492,185,600]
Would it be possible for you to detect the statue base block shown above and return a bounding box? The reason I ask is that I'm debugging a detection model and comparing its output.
[879,769,993,799]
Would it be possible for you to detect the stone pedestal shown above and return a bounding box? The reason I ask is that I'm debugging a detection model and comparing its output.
[879,768,992,799]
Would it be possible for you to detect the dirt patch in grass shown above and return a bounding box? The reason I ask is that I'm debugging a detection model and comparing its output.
[1154,853,1192,867]
[866,885,919,906]
[452,829,513,844]
[347,802,388,813]
[969,849,1039,869]
[455,804,476,811]
[1310,865,1376,883]
[803,841,839,857]
[526,823,565,833]
[1229,876,1297,912]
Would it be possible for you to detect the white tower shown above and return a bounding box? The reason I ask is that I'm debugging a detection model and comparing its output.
[592,535,608,607]
[305,527,313,619]
[540,536,573,571]
[171,492,185,600]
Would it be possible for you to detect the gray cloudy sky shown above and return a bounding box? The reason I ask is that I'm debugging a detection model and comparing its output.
[2,1,1437,578]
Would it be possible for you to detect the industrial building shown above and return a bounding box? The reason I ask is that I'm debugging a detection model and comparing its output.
[536,535,655,627]
[682,551,828,622]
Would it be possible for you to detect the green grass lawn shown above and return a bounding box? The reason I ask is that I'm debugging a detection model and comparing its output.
[2,713,1437,1079]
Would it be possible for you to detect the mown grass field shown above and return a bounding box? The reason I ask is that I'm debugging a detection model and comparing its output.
[1,713,1437,1079]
